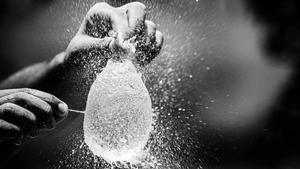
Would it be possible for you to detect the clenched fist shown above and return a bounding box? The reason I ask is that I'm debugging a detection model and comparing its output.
[53,1,163,73]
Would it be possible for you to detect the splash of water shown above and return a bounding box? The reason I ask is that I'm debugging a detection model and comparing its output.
[83,58,153,163]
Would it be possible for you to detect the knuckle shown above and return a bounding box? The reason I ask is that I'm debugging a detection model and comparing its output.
[0,103,15,113]
[145,21,156,37]
[47,94,56,103]
[155,31,164,45]
[129,2,146,11]
[2,102,16,110]
[125,2,146,28]
[43,104,53,115]
[26,112,37,123]
[84,13,113,39]
[93,2,111,9]
[20,88,31,93]
[146,20,156,29]
[87,3,113,19]
[19,107,36,122]
[156,30,163,38]
[15,91,26,99]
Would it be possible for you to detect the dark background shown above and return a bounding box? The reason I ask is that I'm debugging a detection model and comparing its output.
[0,0,300,168]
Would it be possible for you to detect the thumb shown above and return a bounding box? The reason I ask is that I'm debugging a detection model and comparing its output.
[114,2,146,43]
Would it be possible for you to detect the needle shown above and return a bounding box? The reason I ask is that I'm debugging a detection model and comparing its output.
[68,109,85,114]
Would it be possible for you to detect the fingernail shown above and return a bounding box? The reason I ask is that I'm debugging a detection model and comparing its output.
[58,103,68,117]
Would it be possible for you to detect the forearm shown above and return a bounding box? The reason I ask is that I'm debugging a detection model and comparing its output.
[0,52,92,110]
[0,53,68,166]
[0,52,65,90]
[0,62,52,89]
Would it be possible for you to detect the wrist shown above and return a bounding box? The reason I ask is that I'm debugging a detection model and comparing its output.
[49,52,66,68]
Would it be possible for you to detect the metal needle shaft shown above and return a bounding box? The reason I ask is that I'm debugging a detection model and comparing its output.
[68,109,85,114]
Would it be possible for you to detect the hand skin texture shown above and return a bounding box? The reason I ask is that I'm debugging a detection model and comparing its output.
[0,88,68,142]
[0,2,163,165]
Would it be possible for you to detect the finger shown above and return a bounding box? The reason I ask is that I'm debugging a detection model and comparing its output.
[0,92,54,129]
[81,2,114,35]
[0,88,69,123]
[155,30,164,49]
[1,88,65,106]
[83,9,114,38]
[122,2,146,30]
[79,3,124,51]
[0,103,36,126]
[146,30,163,62]
[145,20,156,38]
[20,88,68,118]
[117,2,146,42]
[67,34,113,56]
[0,89,19,97]
[0,119,22,139]
[73,2,147,53]
[135,29,163,65]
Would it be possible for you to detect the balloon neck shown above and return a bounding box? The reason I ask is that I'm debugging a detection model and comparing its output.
[109,39,136,62]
